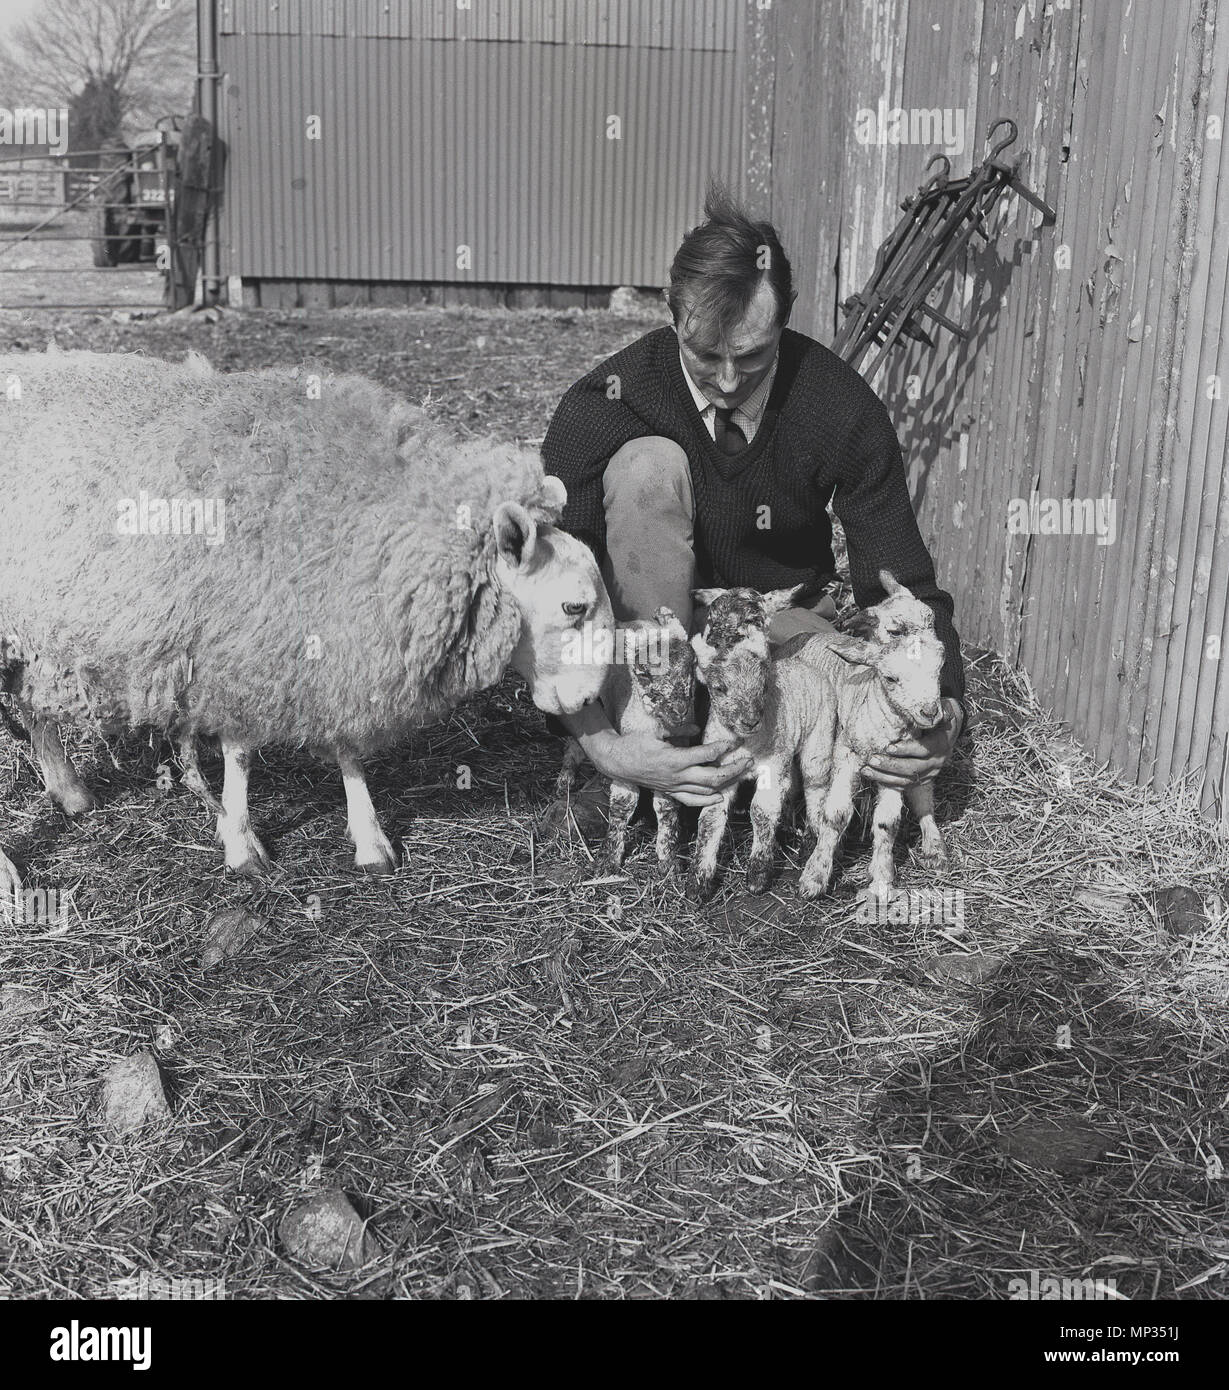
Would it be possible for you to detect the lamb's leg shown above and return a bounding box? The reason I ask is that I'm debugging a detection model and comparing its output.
[217,740,271,875]
[556,738,584,798]
[747,761,787,895]
[688,786,736,902]
[178,735,222,818]
[799,752,858,900]
[906,779,947,869]
[653,794,680,872]
[867,785,904,898]
[338,753,398,875]
[27,712,95,815]
[600,779,639,872]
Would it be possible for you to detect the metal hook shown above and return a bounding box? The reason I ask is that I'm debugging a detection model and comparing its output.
[924,152,952,179]
[985,117,1018,161]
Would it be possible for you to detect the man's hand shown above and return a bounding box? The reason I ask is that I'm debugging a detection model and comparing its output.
[592,730,753,807]
[862,697,964,790]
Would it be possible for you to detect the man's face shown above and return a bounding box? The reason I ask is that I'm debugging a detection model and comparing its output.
[674,278,783,411]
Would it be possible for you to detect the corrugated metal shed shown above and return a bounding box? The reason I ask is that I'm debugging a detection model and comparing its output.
[758,0,1229,824]
[217,0,744,287]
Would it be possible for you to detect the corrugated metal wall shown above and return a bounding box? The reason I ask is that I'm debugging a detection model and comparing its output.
[217,0,743,286]
[758,0,1229,825]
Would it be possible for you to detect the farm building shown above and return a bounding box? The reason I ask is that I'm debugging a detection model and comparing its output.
[203,0,1229,829]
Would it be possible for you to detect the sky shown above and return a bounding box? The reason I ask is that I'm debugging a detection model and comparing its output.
[0,0,49,37]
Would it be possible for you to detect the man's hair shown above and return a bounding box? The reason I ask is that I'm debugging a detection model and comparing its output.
[667,182,796,348]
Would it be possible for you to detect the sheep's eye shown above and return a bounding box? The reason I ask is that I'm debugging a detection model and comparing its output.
[883,673,901,684]
[562,601,587,617]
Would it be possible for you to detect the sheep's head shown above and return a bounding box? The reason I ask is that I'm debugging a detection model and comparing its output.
[494,477,614,716]
[829,571,945,729]
[626,606,697,737]
[690,584,806,739]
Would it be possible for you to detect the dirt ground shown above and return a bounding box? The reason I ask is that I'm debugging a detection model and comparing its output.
[0,301,1226,1301]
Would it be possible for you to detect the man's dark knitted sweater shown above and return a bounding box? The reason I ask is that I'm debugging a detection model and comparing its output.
[542,325,964,703]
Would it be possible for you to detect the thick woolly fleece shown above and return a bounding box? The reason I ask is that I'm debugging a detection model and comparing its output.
[0,349,561,755]
[542,325,964,703]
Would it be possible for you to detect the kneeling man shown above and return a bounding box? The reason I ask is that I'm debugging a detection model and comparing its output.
[543,186,965,807]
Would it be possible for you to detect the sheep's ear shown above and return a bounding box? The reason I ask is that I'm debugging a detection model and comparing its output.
[691,587,725,609]
[494,501,538,570]
[826,633,878,667]
[878,569,903,596]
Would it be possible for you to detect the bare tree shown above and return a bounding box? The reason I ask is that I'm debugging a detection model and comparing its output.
[0,0,196,136]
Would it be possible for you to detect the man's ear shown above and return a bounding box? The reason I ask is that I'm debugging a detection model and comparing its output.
[691,587,726,609]
[826,633,878,667]
[493,502,538,570]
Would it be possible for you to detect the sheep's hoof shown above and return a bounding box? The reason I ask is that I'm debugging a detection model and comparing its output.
[223,828,272,877]
[227,851,271,878]
[357,854,397,877]
[746,860,773,895]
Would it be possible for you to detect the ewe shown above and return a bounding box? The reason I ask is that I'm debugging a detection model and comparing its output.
[0,349,613,899]
[690,573,948,902]
[557,606,696,872]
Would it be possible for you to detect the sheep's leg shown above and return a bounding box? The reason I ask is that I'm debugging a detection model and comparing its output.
[906,779,947,870]
[177,735,222,818]
[867,785,904,898]
[556,738,584,798]
[27,712,95,815]
[600,779,639,872]
[799,752,858,900]
[653,794,680,872]
[217,740,271,875]
[747,761,787,895]
[338,754,398,876]
[688,786,736,903]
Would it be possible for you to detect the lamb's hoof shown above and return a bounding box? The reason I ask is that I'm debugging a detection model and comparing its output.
[357,854,397,877]
[915,843,949,871]
[867,878,895,904]
[746,860,773,896]
[596,853,624,878]
[55,785,97,817]
[687,870,718,904]
[798,871,832,902]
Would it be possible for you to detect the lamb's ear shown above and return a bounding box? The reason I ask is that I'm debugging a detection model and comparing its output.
[540,475,568,517]
[761,585,808,616]
[878,569,904,596]
[826,633,878,667]
[690,631,714,680]
[494,501,538,570]
[655,605,689,642]
[691,587,725,609]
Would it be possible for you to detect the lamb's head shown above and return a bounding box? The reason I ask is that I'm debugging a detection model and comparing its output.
[626,606,697,738]
[829,571,945,729]
[494,477,614,716]
[690,584,805,738]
